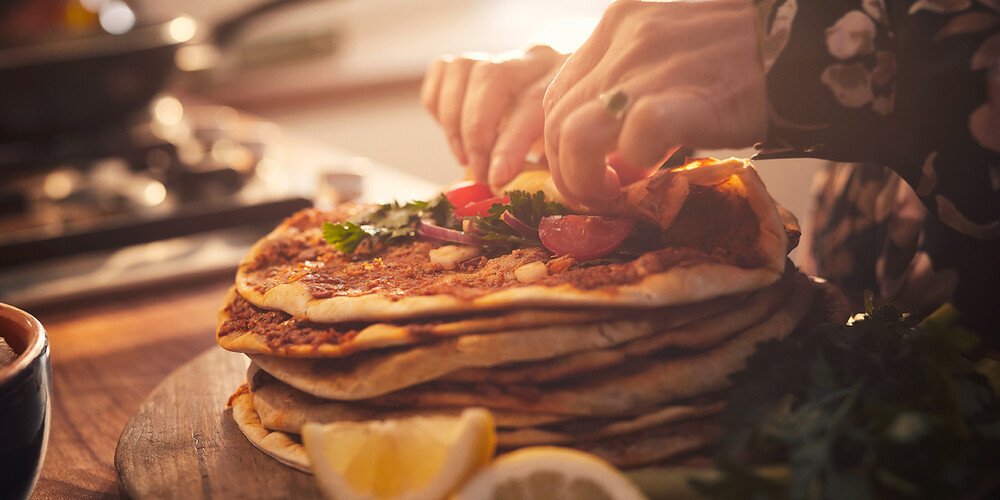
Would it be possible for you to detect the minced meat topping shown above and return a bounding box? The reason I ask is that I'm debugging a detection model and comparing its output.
[219,293,364,350]
[242,196,762,302]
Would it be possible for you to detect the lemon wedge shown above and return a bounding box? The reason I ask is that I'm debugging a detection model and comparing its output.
[301,407,496,500]
[454,446,649,500]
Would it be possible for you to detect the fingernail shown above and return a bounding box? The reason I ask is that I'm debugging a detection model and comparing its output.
[489,154,512,188]
[449,137,467,165]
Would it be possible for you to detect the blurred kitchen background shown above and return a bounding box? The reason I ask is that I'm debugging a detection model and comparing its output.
[0,0,824,306]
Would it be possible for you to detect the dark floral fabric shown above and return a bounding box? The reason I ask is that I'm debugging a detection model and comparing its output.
[753,0,1000,340]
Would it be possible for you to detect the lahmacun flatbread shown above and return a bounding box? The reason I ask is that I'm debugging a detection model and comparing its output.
[234,158,789,323]
[216,285,736,358]
[246,363,572,431]
[246,270,794,400]
[359,273,814,416]
[247,361,726,445]
[231,382,723,470]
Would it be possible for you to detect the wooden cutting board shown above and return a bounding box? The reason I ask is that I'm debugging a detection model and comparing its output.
[115,347,697,499]
[114,347,321,499]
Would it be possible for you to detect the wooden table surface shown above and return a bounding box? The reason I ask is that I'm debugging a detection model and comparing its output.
[27,276,235,499]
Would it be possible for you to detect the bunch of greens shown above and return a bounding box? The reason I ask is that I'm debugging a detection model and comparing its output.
[321,195,456,253]
[467,190,568,246]
[321,191,568,253]
[695,301,1000,500]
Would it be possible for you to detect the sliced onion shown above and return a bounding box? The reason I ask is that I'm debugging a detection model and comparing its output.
[500,210,538,238]
[417,219,482,245]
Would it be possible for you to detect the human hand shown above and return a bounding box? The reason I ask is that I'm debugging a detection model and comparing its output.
[543,0,768,208]
[421,45,567,189]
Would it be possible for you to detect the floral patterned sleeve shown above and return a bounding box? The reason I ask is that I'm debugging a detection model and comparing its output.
[753,0,1000,240]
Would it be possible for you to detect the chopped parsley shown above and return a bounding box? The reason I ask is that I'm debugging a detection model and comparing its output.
[468,190,569,246]
[321,195,456,253]
[694,301,1000,500]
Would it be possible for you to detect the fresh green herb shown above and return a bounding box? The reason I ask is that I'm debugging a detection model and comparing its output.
[468,190,568,246]
[694,303,1000,500]
[321,195,456,253]
[321,221,375,254]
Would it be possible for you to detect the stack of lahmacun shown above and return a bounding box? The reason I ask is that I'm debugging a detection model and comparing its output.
[217,157,847,472]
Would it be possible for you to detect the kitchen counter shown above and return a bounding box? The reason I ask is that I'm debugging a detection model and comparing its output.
[29,277,234,499]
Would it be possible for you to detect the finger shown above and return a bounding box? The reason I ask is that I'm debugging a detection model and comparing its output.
[437,56,480,166]
[461,59,513,182]
[556,101,623,206]
[542,2,625,114]
[487,81,547,189]
[462,53,557,184]
[617,93,691,172]
[605,150,669,186]
[420,58,447,118]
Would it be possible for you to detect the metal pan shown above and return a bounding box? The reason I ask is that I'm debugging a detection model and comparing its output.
[0,17,190,141]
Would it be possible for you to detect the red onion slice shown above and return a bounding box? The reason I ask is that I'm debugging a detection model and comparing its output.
[500,210,539,238]
[417,219,482,245]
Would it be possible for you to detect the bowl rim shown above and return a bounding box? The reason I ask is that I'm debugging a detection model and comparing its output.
[0,302,47,387]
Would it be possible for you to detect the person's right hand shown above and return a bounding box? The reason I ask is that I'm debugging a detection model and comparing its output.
[421,45,567,189]
[542,0,768,209]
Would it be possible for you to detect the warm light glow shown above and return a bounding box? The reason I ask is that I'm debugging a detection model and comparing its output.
[256,158,289,192]
[98,1,135,35]
[531,17,600,54]
[43,170,76,199]
[254,122,282,143]
[167,16,197,43]
[141,181,167,206]
[175,44,220,72]
[211,139,240,165]
[177,140,206,166]
[80,0,104,13]
[152,96,184,126]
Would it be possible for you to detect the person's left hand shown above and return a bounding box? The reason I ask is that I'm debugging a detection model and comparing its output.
[421,46,567,188]
[543,0,769,208]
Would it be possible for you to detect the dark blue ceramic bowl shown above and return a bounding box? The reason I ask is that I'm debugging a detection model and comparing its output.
[0,303,51,500]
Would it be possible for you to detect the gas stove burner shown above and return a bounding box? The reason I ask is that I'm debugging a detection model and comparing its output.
[0,95,311,268]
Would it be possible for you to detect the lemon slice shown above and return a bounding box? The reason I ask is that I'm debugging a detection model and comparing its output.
[455,446,649,500]
[301,407,496,500]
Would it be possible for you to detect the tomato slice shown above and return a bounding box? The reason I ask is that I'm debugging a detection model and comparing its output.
[444,181,494,209]
[538,215,636,260]
[454,195,511,218]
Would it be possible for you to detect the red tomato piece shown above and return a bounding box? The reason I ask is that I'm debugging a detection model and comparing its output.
[444,181,494,209]
[454,195,511,218]
[538,215,637,260]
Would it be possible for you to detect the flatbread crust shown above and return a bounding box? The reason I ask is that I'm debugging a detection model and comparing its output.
[247,362,570,430]
[247,361,725,447]
[229,388,311,473]
[360,273,815,416]
[444,270,795,385]
[235,158,789,323]
[217,286,735,358]
[231,383,722,471]
[248,270,794,400]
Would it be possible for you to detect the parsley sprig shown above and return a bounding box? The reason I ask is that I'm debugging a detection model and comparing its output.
[695,301,1000,500]
[321,195,456,253]
[468,190,568,246]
